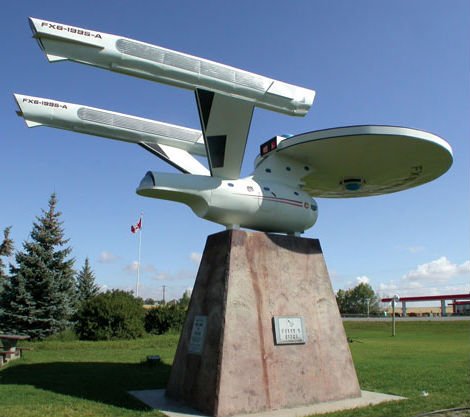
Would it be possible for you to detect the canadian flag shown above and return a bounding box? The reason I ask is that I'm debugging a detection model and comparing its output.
[131,217,142,234]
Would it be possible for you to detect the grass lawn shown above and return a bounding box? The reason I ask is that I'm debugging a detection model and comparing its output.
[0,321,469,417]
[0,333,178,417]
[335,321,470,417]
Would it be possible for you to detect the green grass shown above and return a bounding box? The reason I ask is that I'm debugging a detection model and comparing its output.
[0,333,179,417]
[333,321,470,417]
[0,322,469,417]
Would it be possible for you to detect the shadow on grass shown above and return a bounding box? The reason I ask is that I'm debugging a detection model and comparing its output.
[1,360,171,410]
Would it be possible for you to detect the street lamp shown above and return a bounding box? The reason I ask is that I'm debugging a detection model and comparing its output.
[392,294,400,336]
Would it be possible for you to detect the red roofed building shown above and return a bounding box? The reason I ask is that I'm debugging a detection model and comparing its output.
[381,293,470,317]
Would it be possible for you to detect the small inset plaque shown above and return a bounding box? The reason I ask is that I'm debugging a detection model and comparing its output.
[273,316,306,345]
[188,315,207,354]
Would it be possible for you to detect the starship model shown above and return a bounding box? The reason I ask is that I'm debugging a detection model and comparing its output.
[15,18,453,234]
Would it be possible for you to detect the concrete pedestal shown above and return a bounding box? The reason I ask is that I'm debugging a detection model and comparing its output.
[166,230,361,417]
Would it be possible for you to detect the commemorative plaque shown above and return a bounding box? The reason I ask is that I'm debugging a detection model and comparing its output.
[188,315,207,354]
[273,316,306,345]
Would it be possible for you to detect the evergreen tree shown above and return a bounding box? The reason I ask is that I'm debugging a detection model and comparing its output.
[76,257,99,305]
[0,226,14,288]
[0,227,14,325]
[1,194,76,338]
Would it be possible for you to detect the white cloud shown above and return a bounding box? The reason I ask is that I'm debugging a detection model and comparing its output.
[98,284,109,293]
[379,281,399,293]
[151,269,195,281]
[408,281,423,289]
[377,257,470,298]
[356,276,370,285]
[123,262,157,274]
[122,261,196,283]
[124,261,140,273]
[98,251,119,264]
[403,257,470,283]
[190,252,202,264]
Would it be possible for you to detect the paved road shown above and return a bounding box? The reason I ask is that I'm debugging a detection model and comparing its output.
[342,316,470,322]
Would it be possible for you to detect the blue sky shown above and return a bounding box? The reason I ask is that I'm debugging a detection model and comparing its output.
[2,1,469,302]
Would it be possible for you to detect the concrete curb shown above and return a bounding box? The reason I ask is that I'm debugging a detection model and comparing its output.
[129,389,406,417]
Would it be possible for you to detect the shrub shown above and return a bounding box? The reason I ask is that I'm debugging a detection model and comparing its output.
[46,328,79,342]
[75,290,145,340]
[145,303,187,335]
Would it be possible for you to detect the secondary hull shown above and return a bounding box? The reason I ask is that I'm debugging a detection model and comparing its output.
[137,172,318,234]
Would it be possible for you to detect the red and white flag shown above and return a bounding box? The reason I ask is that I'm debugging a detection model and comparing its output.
[131,217,142,234]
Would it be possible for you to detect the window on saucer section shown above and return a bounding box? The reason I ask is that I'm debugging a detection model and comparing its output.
[310,201,318,211]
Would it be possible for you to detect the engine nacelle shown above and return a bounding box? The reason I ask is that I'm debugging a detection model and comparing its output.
[29,17,315,117]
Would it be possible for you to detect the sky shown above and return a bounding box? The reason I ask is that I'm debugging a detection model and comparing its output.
[2,0,469,303]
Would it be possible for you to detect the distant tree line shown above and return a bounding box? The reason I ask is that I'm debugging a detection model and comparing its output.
[0,193,190,340]
[1,193,387,340]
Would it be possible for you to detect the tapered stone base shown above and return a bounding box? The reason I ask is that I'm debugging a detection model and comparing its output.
[166,230,361,417]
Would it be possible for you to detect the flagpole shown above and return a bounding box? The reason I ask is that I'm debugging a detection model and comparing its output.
[136,213,143,298]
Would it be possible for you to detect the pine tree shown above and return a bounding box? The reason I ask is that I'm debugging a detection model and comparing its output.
[1,194,76,338]
[0,226,14,288]
[76,257,99,305]
[0,227,14,326]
